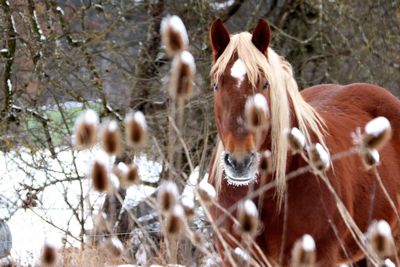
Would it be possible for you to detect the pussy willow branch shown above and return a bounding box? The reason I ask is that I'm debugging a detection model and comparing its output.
[175,98,185,179]
[168,102,177,180]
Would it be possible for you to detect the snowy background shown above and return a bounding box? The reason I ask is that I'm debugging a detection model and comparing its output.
[0,147,163,265]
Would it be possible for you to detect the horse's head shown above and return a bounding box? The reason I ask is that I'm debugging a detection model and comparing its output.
[209,19,325,198]
[210,19,272,185]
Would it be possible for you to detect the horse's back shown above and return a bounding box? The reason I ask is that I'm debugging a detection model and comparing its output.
[302,83,400,124]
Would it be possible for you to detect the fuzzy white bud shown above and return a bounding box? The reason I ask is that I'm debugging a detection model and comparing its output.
[244,93,269,132]
[362,116,392,150]
[158,181,179,213]
[161,15,189,56]
[125,111,147,147]
[286,127,306,153]
[73,109,99,150]
[308,143,330,173]
[197,181,216,203]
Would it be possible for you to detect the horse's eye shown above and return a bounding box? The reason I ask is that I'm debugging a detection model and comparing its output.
[263,81,270,90]
[213,82,218,91]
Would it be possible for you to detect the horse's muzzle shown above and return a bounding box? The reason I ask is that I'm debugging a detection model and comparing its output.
[223,152,257,185]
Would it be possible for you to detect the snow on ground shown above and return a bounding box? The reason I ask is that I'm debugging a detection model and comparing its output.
[209,0,235,10]
[0,147,162,265]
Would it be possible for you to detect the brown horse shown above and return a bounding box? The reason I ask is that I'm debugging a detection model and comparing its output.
[208,18,400,266]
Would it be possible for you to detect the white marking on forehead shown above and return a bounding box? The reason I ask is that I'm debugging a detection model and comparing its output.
[230,59,247,84]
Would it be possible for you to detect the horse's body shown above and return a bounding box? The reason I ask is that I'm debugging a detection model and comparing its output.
[208,19,400,266]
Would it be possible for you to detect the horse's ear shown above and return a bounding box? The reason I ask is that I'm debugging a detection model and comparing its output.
[251,19,271,55]
[210,19,230,62]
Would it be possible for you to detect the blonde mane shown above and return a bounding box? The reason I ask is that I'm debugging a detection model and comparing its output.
[210,32,326,204]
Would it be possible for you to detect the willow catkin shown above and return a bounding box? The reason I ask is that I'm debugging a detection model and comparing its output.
[165,204,186,237]
[41,242,58,267]
[169,51,196,100]
[114,162,139,189]
[158,181,179,213]
[91,151,110,192]
[291,234,316,267]
[197,181,216,204]
[101,120,121,156]
[125,111,147,148]
[382,259,395,267]
[286,127,306,154]
[367,220,395,259]
[125,163,139,184]
[180,195,195,220]
[258,150,272,175]
[362,116,392,151]
[73,109,99,150]
[307,143,330,173]
[237,199,259,237]
[361,149,380,169]
[160,15,188,57]
[244,93,269,132]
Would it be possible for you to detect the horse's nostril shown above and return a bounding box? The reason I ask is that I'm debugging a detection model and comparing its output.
[224,153,236,168]
[224,154,230,166]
